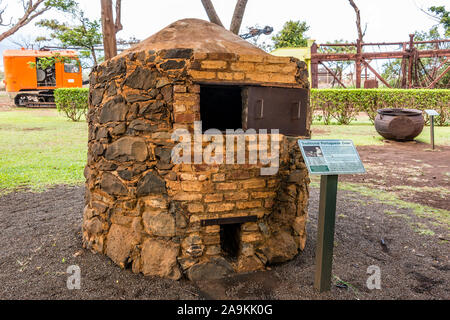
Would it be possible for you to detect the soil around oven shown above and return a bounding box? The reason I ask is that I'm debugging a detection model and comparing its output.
[342,142,450,211]
[0,185,448,300]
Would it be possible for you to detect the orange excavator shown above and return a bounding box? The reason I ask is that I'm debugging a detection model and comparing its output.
[3,48,83,107]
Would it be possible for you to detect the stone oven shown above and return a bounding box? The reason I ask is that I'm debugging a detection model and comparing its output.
[83,19,311,280]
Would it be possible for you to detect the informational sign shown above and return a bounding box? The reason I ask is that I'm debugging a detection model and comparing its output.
[425,109,439,116]
[298,140,365,175]
[424,110,439,150]
[298,139,366,292]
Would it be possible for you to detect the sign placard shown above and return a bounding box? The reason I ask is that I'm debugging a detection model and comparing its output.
[424,110,439,150]
[425,109,439,116]
[298,140,365,175]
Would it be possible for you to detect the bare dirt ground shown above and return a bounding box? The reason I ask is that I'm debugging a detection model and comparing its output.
[0,94,56,115]
[0,185,448,300]
[0,93,13,111]
[343,142,450,211]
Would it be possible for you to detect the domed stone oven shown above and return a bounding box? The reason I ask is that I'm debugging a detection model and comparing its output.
[83,19,311,280]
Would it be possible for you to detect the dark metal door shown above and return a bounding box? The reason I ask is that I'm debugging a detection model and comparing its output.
[246,86,308,136]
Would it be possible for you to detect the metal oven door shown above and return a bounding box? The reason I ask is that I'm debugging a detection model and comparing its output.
[245,86,308,136]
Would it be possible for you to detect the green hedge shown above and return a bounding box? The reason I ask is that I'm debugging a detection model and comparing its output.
[54,88,89,122]
[311,89,450,126]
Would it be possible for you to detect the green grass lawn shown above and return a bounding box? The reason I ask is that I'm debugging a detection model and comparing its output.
[0,109,87,193]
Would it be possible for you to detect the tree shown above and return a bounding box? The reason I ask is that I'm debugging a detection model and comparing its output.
[100,0,122,61]
[348,0,366,42]
[272,20,309,49]
[381,59,402,87]
[200,0,248,35]
[37,7,102,67]
[348,0,366,88]
[428,6,449,36]
[8,34,46,49]
[201,0,223,28]
[230,0,248,35]
[0,0,76,42]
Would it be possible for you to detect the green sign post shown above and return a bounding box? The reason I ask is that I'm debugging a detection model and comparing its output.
[298,140,365,292]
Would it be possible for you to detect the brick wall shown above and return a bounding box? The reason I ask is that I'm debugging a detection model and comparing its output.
[189,52,309,87]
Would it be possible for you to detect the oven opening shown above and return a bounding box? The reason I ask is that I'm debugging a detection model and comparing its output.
[200,85,242,132]
[220,223,241,259]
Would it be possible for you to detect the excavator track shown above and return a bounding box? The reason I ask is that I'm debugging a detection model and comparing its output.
[14,92,56,108]
[25,101,57,108]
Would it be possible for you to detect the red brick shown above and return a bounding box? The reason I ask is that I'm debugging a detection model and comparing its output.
[251,191,276,199]
[224,192,249,201]
[201,60,227,70]
[181,181,203,192]
[174,113,196,123]
[241,179,266,189]
[187,203,204,213]
[207,203,235,213]
[236,200,262,210]
[204,194,224,203]
[216,182,238,191]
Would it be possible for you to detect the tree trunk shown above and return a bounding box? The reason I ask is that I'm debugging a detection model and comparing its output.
[115,0,123,32]
[311,42,319,88]
[230,0,248,34]
[348,0,363,42]
[200,0,224,27]
[356,39,362,88]
[91,47,98,66]
[348,0,364,88]
[101,0,117,60]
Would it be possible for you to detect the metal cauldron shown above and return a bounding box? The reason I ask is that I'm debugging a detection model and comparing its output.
[375,108,425,141]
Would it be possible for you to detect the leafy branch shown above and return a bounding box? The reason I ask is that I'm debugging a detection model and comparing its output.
[0,0,77,42]
[36,6,102,67]
[272,20,310,49]
[27,53,74,70]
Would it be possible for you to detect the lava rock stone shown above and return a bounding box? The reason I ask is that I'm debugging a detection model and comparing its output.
[100,172,128,196]
[99,97,128,124]
[136,171,166,196]
[105,137,148,162]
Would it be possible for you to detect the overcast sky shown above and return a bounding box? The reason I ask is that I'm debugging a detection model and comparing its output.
[0,0,448,68]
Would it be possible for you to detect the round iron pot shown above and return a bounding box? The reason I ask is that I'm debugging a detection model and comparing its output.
[374,108,424,141]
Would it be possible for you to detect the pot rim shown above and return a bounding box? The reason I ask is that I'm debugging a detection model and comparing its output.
[377,108,423,116]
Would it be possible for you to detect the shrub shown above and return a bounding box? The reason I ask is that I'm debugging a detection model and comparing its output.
[311,89,450,126]
[54,88,89,122]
